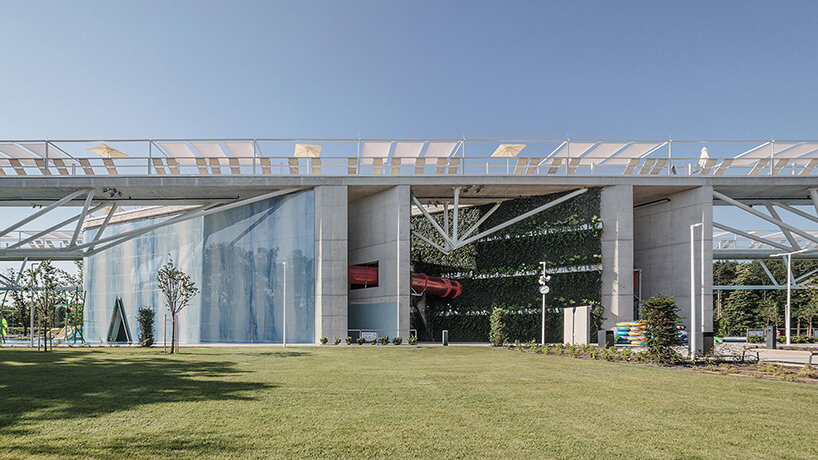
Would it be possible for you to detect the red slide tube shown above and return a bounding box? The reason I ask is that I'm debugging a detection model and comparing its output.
[348,265,462,298]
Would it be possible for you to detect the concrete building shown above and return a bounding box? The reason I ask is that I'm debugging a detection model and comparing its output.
[2,138,817,351]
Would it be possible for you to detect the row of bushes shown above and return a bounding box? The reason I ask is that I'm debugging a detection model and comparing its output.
[504,340,672,364]
[320,336,418,345]
[748,335,818,344]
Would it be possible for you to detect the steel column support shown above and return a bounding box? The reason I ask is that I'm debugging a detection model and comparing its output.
[7,203,107,249]
[712,222,792,251]
[459,188,589,246]
[765,204,800,249]
[92,204,119,242]
[70,191,96,247]
[0,189,89,237]
[713,190,818,246]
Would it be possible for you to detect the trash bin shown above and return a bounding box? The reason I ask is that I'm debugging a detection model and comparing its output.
[703,331,714,354]
[598,330,614,347]
[765,325,776,349]
[442,330,449,346]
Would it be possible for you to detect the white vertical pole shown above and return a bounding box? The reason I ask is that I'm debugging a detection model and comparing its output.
[540,261,547,345]
[283,261,287,348]
[690,222,702,360]
[786,253,792,346]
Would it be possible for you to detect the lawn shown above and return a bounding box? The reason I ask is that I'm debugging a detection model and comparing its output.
[1,346,817,459]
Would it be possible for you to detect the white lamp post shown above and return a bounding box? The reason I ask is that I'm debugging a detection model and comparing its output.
[771,248,810,346]
[690,223,703,360]
[538,262,550,345]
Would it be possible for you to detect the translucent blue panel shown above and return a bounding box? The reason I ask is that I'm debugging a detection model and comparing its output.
[84,219,202,344]
[84,190,315,344]
[200,192,315,343]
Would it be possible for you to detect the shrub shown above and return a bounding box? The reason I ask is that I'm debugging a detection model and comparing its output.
[587,347,600,359]
[619,348,632,361]
[747,335,763,343]
[393,336,403,345]
[137,306,154,347]
[488,307,509,347]
[798,364,818,379]
[602,346,616,361]
[357,337,366,345]
[408,336,418,345]
[568,344,579,357]
[346,336,353,345]
[369,337,378,345]
[554,343,564,355]
[334,336,341,345]
[320,336,328,345]
[378,336,389,345]
[642,295,682,365]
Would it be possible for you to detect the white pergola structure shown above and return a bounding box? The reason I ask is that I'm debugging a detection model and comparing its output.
[2,138,818,177]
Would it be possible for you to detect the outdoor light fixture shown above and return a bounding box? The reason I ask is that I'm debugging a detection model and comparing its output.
[771,247,813,346]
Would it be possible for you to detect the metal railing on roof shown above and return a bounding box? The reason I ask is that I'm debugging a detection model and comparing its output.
[2,138,818,177]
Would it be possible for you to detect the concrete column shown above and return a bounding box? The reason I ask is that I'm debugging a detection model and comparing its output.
[600,185,634,330]
[633,186,713,353]
[348,186,411,339]
[314,185,348,343]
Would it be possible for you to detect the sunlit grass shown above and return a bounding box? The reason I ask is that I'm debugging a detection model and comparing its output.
[1,346,816,458]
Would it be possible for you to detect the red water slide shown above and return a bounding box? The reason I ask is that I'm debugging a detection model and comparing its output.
[348,265,462,298]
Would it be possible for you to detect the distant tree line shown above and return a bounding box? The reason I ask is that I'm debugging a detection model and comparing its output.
[715,260,818,336]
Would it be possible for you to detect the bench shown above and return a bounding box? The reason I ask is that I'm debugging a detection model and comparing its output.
[742,347,818,365]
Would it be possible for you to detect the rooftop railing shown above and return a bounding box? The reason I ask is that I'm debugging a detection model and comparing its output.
[2,138,818,177]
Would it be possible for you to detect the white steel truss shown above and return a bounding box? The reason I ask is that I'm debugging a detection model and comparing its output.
[411,187,588,254]
[0,188,301,261]
[713,188,818,291]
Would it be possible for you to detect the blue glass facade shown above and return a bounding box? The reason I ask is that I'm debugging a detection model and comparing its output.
[84,190,315,344]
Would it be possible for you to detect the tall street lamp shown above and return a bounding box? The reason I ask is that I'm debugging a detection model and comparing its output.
[771,248,811,346]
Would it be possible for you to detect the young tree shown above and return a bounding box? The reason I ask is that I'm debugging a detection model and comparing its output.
[156,259,198,353]
[641,295,681,364]
[25,260,67,352]
[758,298,781,328]
[723,290,759,336]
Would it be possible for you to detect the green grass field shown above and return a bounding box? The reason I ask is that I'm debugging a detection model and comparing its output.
[1,346,817,459]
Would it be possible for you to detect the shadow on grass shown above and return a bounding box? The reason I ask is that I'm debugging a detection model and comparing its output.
[0,349,282,454]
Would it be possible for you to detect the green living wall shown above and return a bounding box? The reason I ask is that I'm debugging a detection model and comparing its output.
[411,188,603,343]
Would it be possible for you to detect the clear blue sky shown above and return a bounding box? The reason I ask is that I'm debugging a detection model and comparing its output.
[2,0,817,140]
[1,1,817,274]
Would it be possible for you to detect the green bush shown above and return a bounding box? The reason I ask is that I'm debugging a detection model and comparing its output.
[747,335,763,343]
[137,307,154,347]
[408,336,418,345]
[369,337,378,345]
[334,336,341,345]
[554,343,564,355]
[642,295,682,365]
[378,336,389,345]
[346,336,353,345]
[489,307,508,347]
[601,346,616,361]
[320,336,328,345]
[392,337,402,345]
[357,337,365,345]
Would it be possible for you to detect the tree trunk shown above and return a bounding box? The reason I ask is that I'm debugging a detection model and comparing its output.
[170,313,177,354]
[797,318,801,337]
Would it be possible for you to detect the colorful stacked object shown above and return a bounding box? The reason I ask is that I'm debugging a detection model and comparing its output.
[676,325,688,344]
[614,322,689,346]
[614,321,647,346]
